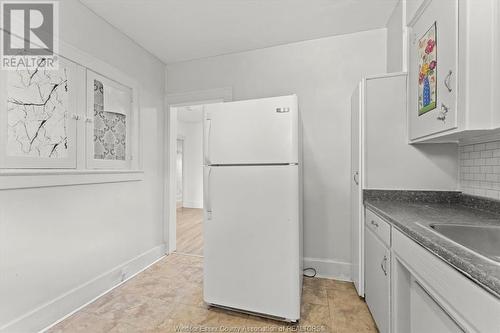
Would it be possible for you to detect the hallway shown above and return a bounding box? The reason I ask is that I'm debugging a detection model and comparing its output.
[176,208,203,256]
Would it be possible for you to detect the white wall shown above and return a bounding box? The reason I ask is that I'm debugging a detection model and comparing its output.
[386,0,429,73]
[406,0,426,24]
[386,0,404,72]
[177,119,204,208]
[0,1,166,331]
[166,29,387,278]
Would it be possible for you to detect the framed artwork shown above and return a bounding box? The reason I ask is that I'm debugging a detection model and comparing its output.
[0,57,78,168]
[86,70,132,169]
[417,22,437,116]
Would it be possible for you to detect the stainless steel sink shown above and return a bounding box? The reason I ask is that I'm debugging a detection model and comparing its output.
[429,224,500,263]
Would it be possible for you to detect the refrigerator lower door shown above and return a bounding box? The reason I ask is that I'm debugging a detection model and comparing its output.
[204,95,298,165]
[204,165,301,321]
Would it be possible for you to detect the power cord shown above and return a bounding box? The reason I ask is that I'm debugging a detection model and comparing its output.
[303,267,317,278]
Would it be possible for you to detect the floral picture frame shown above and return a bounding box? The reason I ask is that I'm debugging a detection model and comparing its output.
[417,22,437,116]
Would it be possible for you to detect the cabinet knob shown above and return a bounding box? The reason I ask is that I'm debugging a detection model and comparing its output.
[437,103,449,122]
[371,220,379,228]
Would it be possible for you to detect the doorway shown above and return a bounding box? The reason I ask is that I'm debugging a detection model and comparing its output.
[164,87,232,255]
[175,105,204,255]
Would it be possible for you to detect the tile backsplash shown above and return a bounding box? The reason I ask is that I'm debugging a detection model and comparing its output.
[460,140,500,200]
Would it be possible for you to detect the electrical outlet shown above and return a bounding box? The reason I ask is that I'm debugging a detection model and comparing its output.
[120,268,127,282]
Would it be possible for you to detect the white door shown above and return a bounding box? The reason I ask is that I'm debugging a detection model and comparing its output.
[203,165,300,320]
[204,95,298,165]
[351,84,363,296]
[365,228,390,333]
[408,0,458,140]
[410,279,464,333]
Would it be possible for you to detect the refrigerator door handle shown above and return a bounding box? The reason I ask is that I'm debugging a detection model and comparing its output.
[204,118,212,165]
[206,166,212,220]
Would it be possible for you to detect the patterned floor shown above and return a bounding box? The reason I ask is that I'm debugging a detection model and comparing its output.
[48,254,377,332]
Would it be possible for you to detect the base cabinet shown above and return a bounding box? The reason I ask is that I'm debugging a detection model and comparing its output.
[410,279,464,332]
[391,228,500,333]
[364,208,500,333]
[365,227,390,333]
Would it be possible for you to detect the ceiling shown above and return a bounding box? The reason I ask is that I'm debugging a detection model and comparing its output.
[177,105,203,123]
[80,0,398,64]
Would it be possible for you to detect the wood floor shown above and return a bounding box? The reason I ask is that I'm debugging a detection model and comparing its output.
[176,208,203,256]
[48,253,377,332]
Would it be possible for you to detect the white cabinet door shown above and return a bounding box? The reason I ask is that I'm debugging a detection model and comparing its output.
[351,84,363,296]
[408,0,458,140]
[0,57,80,168]
[365,227,390,333]
[410,278,464,333]
[86,70,132,169]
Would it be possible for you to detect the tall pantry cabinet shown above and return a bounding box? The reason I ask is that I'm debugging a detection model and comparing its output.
[351,73,407,332]
[350,72,457,332]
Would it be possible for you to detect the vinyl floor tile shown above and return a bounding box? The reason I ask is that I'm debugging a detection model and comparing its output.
[48,254,377,333]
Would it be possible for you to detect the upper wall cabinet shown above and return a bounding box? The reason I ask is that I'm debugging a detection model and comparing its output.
[0,58,81,168]
[86,71,133,170]
[407,0,500,143]
[0,51,139,171]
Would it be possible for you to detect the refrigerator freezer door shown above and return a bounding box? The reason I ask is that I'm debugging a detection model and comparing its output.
[203,165,301,320]
[204,95,298,165]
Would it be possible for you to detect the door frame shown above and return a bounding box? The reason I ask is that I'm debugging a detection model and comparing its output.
[164,87,232,254]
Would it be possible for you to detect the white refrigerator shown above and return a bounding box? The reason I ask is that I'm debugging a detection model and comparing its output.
[203,95,303,322]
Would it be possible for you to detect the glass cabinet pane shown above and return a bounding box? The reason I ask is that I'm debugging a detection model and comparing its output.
[87,71,131,169]
[0,57,78,168]
[93,79,127,161]
[7,63,70,158]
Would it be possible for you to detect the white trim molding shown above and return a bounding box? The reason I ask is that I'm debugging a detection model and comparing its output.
[0,170,144,190]
[304,257,352,281]
[165,87,233,106]
[0,245,166,333]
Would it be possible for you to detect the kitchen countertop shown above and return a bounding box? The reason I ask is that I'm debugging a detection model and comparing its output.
[364,190,500,299]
